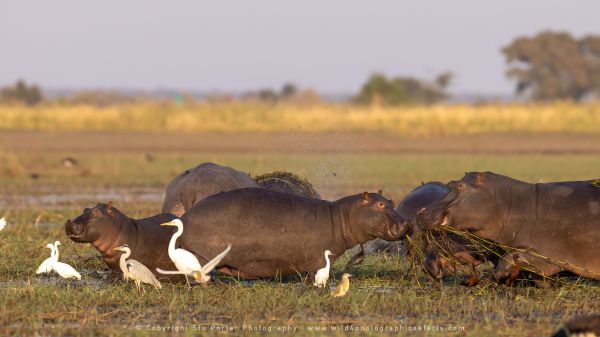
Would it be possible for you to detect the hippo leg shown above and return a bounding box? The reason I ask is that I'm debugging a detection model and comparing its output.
[216,266,259,280]
[423,251,443,279]
[345,244,365,268]
[461,265,480,287]
[494,252,561,286]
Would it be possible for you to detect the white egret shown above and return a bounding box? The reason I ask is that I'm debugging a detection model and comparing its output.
[332,273,352,297]
[0,217,6,231]
[313,250,333,288]
[157,244,232,285]
[114,244,162,291]
[36,243,58,274]
[158,219,202,286]
[52,241,81,280]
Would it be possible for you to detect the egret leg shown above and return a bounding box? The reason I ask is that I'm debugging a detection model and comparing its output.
[185,275,190,288]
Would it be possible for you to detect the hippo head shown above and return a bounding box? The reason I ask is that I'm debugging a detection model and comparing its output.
[65,202,123,243]
[342,191,409,243]
[417,172,506,235]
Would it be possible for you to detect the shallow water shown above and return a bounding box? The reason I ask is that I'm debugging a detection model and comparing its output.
[0,187,164,209]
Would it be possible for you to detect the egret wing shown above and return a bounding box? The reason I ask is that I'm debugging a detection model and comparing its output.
[36,257,54,274]
[200,245,231,274]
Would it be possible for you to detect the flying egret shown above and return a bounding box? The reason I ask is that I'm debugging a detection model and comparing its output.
[0,217,6,231]
[36,243,58,274]
[114,244,162,292]
[157,244,232,285]
[313,250,334,288]
[332,273,352,297]
[158,219,202,286]
[52,241,81,280]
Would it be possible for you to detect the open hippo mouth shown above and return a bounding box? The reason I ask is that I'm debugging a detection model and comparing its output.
[384,212,410,240]
[417,189,458,231]
[65,219,86,240]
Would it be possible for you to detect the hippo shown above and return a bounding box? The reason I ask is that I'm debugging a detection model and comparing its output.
[161,162,259,217]
[162,163,322,217]
[418,172,600,281]
[347,182,490,281]
[346,184,448,265]
[65,203,180,280]
[178,188,409,279]
[254,171,321,199]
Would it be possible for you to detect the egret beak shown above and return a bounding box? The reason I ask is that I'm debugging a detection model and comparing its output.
[160,221,175,227]
[113,247,125,252]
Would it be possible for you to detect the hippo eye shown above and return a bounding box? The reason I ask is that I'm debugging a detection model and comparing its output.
[376,201,385,209]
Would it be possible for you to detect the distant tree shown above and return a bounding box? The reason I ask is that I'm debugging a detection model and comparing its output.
[256,89,278,102]
[280,83,298,98]
[435,72,453,89]
[502,31,600,101]
[353,73,449,105]
[0,79,43,105]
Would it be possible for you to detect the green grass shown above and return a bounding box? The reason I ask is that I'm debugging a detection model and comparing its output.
[1,150,600,336]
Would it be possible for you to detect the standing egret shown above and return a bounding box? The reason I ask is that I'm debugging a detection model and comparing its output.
[114,244,162,291]
[332,273,352,297]
[157,244,232,285]
[313,250,333,288]
[158,219,202,286]
[36,243,58,274]
[0,217,6,231]
[52,241,81,280]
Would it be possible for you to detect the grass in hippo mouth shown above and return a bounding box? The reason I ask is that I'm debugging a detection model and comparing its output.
[416,226,600,285]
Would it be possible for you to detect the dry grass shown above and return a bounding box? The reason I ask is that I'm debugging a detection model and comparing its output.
[2,101,600,136]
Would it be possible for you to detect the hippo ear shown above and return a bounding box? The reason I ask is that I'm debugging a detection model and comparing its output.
[91,207,100,216]
[362,191,369,201]
[475,173,485,186]
[377,189,383,195]
[107,201,113,212]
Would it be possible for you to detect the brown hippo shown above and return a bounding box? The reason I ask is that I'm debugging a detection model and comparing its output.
[178,188,409,279]
[347,184,447,265]
[254,171,320,199]
[418,172,600,281]
[161,162,259,217]
[65,203,180,280]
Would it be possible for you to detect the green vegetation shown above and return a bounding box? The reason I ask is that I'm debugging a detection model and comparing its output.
[353,73,451,105]
[503,31,600,101]
[1,136,599,336]
[0,79,43,106]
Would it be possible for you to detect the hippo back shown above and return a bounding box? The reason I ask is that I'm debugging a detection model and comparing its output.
[161,162,259,217]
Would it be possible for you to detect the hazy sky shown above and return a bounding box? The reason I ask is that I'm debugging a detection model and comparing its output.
[1,0,599,95]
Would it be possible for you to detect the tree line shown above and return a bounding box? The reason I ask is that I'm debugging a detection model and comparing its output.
[2,31,599,106]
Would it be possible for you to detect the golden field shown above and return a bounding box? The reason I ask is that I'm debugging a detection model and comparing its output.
[2,101,600,136]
